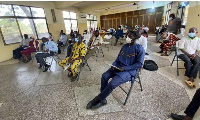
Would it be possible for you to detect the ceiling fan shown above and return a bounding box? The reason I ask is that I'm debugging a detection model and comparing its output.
[132,2,140,9]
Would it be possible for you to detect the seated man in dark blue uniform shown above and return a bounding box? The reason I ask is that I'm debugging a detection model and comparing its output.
[86,30,145,109]
[113,26,124,46]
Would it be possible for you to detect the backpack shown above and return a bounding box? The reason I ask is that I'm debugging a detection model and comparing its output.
[143,60,158,71]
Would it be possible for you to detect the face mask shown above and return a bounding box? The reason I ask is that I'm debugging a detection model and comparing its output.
[169,17,173,20]
[118,28,120,30]
[188,33,196,38]
[83,32,86,34]
[126,37,132,43]
[75,38,79,42]
[30,38,33,41]
[74,34,76,37]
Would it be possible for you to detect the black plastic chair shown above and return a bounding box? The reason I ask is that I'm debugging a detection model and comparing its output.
[119,69,143,105]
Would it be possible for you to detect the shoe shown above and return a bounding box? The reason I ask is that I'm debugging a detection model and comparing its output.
[171,113,184,120]
[92,99,107,109]
[71,75,78,82]
[114,43,117,46]
[145,53,149,55]
[38,64,42,69]
[68,72,73,77]
[120,43,123,45]
[43,64,50,72]
[86,96,101,109]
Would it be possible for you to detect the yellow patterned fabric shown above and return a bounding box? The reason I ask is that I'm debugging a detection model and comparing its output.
[58,42,87,76]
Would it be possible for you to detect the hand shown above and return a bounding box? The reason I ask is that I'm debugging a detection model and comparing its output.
[119,67,125,72]
[190,54,196,59]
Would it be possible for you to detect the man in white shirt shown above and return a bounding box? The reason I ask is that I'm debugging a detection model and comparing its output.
[90,30,103,48]
[178,27,200,88]
[83,30,91,47]
[136,29,148,52]
[58,33,67,46]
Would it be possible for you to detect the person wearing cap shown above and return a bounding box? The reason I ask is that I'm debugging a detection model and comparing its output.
[86,30,145,109]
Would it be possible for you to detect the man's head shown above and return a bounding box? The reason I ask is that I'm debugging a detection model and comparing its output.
[30,36,36,41]
[42,37,49,43]
[127,30,140,43]
[169,13,175,19]
[75,34,82,43]
[24,34,28,39]
[83,30,87,34]
[60,30,63,33]
[94,30,99,37]
[188,27,198,38]
[162,32,168,39]
[118,26,121,30]
[49,33,52,37]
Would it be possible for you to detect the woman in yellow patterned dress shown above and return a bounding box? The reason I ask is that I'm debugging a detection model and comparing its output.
[59,34,87,81]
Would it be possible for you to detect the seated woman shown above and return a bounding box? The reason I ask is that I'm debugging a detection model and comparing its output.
[21,36,39,63]
[86,30,145,109]
[58,34,87,82]
[157,32,180,56]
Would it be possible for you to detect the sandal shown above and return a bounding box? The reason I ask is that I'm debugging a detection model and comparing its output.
[185,80,194,88]
[161,53,169,56]
[192,82,196,88]
[68,72,73,77]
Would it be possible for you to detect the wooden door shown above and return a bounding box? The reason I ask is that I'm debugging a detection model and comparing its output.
[121,17,126,25]
[117,18,120,28]
[113,19,116,29]
[149,14,156,34]
[127,16,132,27]
[132,16,138,29]
[105,20,108,30]
[138,15,143,26]
[109,19,112,28]
[101,20,105,29]
[143,14,149,27]
[156,13,163,27]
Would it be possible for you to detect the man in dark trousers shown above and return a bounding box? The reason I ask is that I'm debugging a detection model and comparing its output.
[171,88,200,120]
[86,30,145,109]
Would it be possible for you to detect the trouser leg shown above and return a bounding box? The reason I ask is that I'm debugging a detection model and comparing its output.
[98,74,131,101]
[35,53,51,66]
[58,58,69,69]
[178,54,192,78]
[189,55,199,78]
[70,60,82,76]
[184,88,200,118]
[100,68,116,92]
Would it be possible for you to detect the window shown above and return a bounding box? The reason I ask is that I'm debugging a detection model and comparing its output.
[0,4,49,44]
[87,14,97,32]
[63,11,78,34]
[177,2,189,26]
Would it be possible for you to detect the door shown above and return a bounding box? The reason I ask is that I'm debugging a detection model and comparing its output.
[117,18,120,28]
[149,14,156,34]
[113,19,116,29]
[156,13,163,27]
[127,16,132,27]
[132,16,138,29]
[109,19,112,28]
[138,15,143,26]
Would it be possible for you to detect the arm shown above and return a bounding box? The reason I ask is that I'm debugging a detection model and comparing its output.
[124,47,145,71]
[71,44,87,62]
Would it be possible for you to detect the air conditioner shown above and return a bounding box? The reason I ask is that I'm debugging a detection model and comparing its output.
[80,14,86,18]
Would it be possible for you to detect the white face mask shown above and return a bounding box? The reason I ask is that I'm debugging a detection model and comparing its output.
[126,37,132,43]
[169,17,173,20]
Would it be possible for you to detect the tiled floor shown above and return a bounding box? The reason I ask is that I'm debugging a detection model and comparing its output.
[0,36,199,120]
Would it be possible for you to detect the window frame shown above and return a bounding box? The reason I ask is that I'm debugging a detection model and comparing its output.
[87,14,97,30]
[0,3,49,45]
[63,11,78,34]
[165,3,172,25]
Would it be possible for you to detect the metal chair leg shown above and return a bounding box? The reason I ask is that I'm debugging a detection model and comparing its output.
[77,63,83,81]
[124,83,134,105]
[85,61,91,71]
[138,76,143,91]
[177,55,179,76]
[171,54,176,66]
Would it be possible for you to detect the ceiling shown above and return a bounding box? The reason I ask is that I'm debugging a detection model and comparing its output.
[53,1,167,14]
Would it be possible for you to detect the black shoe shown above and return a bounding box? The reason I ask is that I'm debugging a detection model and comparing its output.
[145,53,149,55]
[114,43,117,46]
[86,96,100,109]
[38,64,42,69]
[71,75,78,82]
[171,113,184,120]
[43,64,50,72]
[92,99,107,109]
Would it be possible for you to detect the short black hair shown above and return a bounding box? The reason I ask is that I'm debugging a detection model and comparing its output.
[170,13,175,18]
[129,30,140,39]
[42,37,48,42]
[24,34,28,39]
[49,33,52,36]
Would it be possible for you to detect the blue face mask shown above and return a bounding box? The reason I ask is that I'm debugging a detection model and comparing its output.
[75,38,79,42]
[74,34,76,37]
[188,33,196,38]
[30,38,33,41]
